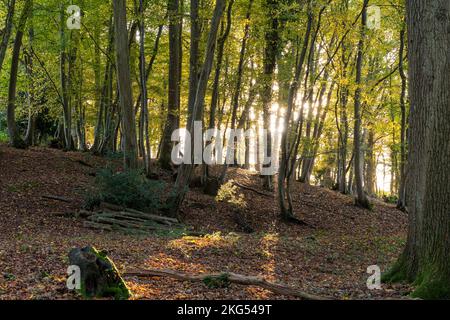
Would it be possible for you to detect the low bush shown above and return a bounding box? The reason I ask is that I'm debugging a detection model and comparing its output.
[85,168,166,212]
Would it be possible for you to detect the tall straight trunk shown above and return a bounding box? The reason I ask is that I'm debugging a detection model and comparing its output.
[220,0,253,180]
[187,0,200,122]
[383,0,450,299]
[260,0,280,191]
[60,4,72,150]
[7,0,31,149]
[113,0,138,169]
[353,0,371,209]
[160,0,182,170]
[208,0,233,131]
[0,0,16,74]
[204,0,234,180]
[138,0,151,174]
[365,128,376,195]
[278,3,313,221]
[302,80,336,183]
[25,7,36,146]
[168,0,225,218]
[397,25,407,209]
[91,18,111,153]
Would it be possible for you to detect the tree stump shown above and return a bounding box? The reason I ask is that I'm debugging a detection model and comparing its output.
[68,246,131,300]
[203,177,220,196]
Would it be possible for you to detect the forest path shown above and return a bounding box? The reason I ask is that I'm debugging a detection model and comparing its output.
[0,144,411,299]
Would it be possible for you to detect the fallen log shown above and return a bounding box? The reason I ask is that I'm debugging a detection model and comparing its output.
[42,195,72,203]
[125,268,331,300]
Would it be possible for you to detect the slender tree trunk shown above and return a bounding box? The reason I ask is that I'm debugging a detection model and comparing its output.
[160,0,182,170]
[60,4,72,150]
[0,0,16,74]
[220,0,253,180]
[278,3,313,221]
[353,0,371,209]
[7,0,31,149]
[205,0,234,179]
[384,0,450,299]
[365,128,376,196]
[187,0,200,122]
[138,0,151,175]
[168,0,226,218]
[397,25,408,209]
[113,0,138,169]
[25,8,36,146]
[260,0,280,191]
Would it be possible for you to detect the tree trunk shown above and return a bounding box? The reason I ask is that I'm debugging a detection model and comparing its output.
[383,0,450,299]
[7,0,31,149]
[0,0,16,74]
[278,3,313,221]
[60,4,72,150]
[260,0,280,191]
[397,25,408,209]
[220,0,253,180]
[365,128,376,196]
[352,0,371,209]
[138,0,151,175]
[167,0,225,218]
[159,0,182,170]
[113,0,138,169]
[24,11,36,146]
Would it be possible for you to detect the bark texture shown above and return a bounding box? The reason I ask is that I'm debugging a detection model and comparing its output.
[383,0,450,300]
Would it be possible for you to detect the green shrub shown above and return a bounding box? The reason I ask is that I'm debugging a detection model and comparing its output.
[0,131,8,143]
[216,180,247,210]
[383,194,398,204]
[85,168,166,211]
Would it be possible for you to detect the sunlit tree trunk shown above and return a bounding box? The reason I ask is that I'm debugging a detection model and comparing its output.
[168,0,225,218]
[278,3,313,222]
[260,0,280,191]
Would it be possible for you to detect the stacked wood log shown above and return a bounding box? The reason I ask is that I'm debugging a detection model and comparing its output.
[80,202,190,236]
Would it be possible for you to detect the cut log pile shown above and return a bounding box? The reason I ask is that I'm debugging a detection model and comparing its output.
[80,202,193,236]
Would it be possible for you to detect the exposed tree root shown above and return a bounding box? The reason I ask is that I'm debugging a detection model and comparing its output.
[232,182,273,197]
[125,268,331,300]
[281,214,313,227]
[42,195,72,203]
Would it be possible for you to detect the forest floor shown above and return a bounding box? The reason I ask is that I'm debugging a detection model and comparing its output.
[0,143,413,300]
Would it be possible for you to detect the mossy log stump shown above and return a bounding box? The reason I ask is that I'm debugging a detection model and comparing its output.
[68,246,131,300]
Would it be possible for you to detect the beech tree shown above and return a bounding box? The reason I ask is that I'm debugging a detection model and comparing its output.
[383,0,450,299]
[113,0,138,169]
